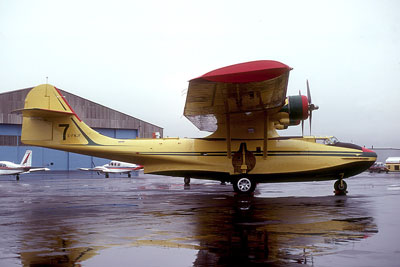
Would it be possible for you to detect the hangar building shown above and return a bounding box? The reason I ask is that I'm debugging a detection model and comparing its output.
[0,87,163,170]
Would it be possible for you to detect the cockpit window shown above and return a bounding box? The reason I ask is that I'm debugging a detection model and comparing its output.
[323,136,339,145]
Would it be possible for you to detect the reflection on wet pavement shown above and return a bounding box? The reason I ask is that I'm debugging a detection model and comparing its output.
[0,172,398,266]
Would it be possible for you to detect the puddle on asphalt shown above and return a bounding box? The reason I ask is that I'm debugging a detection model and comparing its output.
[8,193,378,266]
[82,246,198,267]
[0,173,389,266]
[387,184,400,190]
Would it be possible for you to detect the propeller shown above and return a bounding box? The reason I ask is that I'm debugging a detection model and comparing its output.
[299,90,304,136]
[306,80,319,135]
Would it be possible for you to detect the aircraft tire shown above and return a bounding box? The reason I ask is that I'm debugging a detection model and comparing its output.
[184,177,190,185]
[334,179,347,192]
[105,173,109,178]
[128,173,131,178]
[233,177,256,194]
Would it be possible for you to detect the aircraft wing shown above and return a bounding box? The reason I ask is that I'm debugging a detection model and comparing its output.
[23,167,50,173]
[103,169,131,174]
[184,60,291,132]
[102,166,143,173]
[78,167,106,172]
[78,167,135,174]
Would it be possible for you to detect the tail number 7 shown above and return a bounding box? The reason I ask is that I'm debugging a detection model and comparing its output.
[58,124,70,140]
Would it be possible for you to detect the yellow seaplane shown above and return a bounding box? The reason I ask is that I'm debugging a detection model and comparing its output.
[17,60,376,194]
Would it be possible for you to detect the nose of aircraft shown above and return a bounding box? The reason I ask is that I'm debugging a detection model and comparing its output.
[362,147,378,159]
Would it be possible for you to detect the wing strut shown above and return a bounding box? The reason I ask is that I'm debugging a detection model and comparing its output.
[263,111,268,159]
[226,112,231,159]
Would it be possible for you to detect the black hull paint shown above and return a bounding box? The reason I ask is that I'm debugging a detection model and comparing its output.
[151,160,375,183]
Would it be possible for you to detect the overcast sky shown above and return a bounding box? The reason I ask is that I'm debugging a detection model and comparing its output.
[1,0,399,148]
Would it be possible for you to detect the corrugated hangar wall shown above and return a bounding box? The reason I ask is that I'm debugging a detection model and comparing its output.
[0,87,163,171]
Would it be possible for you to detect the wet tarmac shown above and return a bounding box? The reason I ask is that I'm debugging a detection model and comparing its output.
[0,171,399,266]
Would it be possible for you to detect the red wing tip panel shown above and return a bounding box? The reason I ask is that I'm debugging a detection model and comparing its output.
[190,60,292,83]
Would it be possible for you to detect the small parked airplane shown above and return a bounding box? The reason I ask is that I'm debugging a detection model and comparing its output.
[0,150,50,180]
[79,160,143,178]
[16,60,377,194]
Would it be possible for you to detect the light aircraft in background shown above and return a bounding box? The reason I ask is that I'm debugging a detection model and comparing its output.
[16,60,376,194]
[79,160,143,178]
[0,150,50,180]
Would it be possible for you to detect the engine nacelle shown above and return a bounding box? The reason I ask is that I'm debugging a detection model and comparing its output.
[274,95,309,129]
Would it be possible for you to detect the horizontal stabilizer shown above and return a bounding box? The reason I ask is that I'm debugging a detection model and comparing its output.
[25,168,50,173]
[14,108,75,118]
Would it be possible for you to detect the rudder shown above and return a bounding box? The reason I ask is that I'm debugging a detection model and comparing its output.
[20,150,32,167]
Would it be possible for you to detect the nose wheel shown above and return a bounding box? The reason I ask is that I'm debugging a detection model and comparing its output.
[233,177,256,194]
[184,177,191,185]
[334,179,347,195]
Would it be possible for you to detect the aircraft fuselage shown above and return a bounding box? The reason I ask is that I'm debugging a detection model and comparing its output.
[23,135,376,183]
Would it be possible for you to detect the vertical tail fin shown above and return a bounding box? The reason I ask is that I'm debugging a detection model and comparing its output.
[20,150,32,167]
[20,84,107,147]
[18,84,121,158]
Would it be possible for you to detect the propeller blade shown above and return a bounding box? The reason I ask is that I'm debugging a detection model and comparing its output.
[301,119,304,136]
[309,110,312,136]
[306,80,311,104]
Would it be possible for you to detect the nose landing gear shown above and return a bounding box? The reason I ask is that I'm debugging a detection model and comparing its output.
[184,177,191,185]
[334,179,347,195]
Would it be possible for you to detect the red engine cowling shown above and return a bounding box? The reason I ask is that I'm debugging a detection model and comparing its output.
[280,95,309,125]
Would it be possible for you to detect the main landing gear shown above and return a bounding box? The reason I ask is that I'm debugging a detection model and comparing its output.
[232,177,256,194]
[334,179,347,195]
